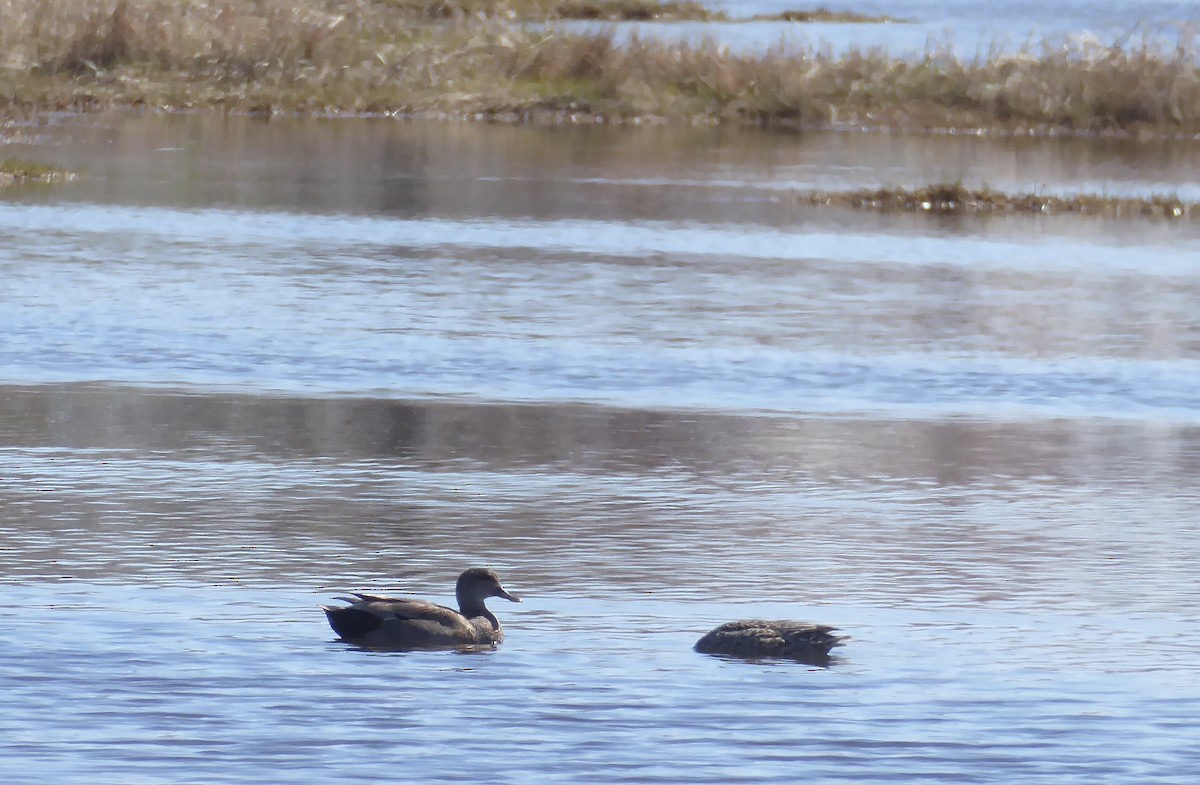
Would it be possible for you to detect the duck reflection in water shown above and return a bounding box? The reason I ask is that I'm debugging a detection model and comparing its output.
[322,568,520,650]
[695,620,847,665]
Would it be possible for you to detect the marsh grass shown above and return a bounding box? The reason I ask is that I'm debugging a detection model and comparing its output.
[753,8,904,23]
[0,157,76,185]
[546,0,718,21]
[539,2,899,22]
[3,0,1200,136]
[378,0,718,20]
[802,182,1194,218]
[500,32,1200,134]
[355,0,886,22]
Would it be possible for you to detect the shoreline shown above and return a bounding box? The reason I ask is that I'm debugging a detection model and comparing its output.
[2,1,1200,139]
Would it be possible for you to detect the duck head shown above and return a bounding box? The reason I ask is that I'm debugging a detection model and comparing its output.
[456,567,521,607]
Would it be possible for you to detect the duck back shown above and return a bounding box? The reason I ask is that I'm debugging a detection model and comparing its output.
[695,620,846,662]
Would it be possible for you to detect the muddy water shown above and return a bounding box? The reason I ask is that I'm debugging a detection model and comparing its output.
[2,115,1199,784]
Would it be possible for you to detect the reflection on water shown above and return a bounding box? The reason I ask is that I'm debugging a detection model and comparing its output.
[1,113,1199,783]
[13,114,1200,212]
[3,385,1199,613]
[3,117,1200,419]
[2,385,1199,784]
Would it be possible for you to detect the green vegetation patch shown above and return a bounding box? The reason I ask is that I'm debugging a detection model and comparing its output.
[801,182,1194,219]
[0,157,77,186]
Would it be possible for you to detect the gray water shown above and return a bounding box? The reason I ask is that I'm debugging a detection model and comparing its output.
[2,113,1199,784]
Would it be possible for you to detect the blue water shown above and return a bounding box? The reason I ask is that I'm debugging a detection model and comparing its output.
[3,119,1200,421]
[1,114,1198,784]
[559,0,1200,57]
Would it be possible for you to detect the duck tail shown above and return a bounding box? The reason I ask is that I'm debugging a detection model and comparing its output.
[322,604,381,640]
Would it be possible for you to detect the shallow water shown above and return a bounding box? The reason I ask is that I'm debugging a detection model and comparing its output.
[558,0,1200,58]
[2,115,1199,783]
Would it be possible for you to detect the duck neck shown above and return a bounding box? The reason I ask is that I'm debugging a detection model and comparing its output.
[458,598,498,628]
[457,587,490,616]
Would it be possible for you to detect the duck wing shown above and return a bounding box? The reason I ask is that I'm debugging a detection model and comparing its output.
[354,597,464,625]
[322,594,475,644]
[342,592,404,604]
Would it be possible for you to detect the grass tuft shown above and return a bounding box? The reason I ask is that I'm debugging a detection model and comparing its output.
[549,0,718,21]
[801,182,1195,219]
[378,0,720,20]
[0,157,77,185]
[753,8,904,23]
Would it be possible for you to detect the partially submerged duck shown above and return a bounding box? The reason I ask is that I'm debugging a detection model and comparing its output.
[695,620,846,663]
[322,568,520,649]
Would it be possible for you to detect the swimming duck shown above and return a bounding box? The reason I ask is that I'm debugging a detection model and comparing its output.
[694,620,846,663]
[322,568,520,648]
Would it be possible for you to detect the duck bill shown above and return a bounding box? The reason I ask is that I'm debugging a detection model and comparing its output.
[497,588,521,603]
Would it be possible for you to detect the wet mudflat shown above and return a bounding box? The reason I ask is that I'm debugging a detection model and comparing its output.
[1,114,1199,783]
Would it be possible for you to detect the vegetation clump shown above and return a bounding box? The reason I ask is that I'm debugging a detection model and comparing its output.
[753,7,903,23]
[379,0,719,20]
[0,157,76,185]
[1,0,1200,137]
[801,182,1194,219]
[547,0,719,21]
[376,0,891,21]
[540,2,899,22]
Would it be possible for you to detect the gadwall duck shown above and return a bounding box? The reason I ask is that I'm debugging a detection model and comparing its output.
[322,568,520,648]
[695,620,846,663]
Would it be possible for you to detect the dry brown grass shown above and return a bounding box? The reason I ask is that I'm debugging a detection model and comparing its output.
[0,0,524,113]
[495,32,1200,134]
[2,0,1200,136]
[547,0,717,21]
[754,7,904,23]
[801,182,1195,218]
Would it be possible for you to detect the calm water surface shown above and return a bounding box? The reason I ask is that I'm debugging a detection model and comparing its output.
[1,114,1199,783]
[562,0,1200,57]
